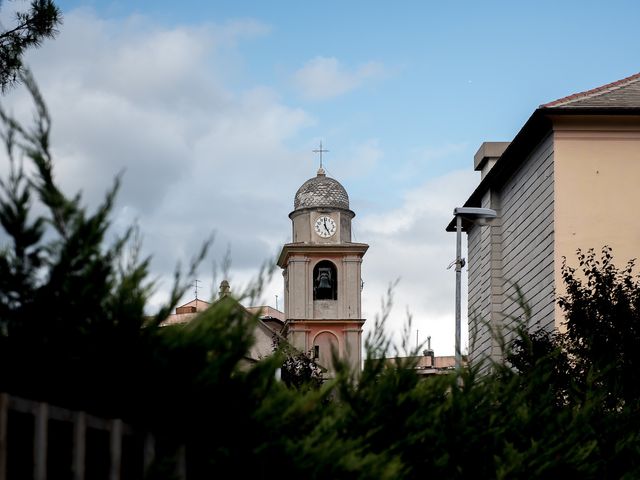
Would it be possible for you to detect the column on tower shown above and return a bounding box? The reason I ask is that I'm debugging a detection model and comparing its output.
[339,255,363,319]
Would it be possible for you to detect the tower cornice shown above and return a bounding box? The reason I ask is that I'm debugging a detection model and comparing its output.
[277,242,369,268]
[288,206,355,220]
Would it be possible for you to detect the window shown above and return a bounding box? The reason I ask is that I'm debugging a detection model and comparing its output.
[313,260,337,300]
[313,332,339,370]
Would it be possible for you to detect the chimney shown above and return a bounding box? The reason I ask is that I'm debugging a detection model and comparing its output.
[422,336,435,367]
[474,142,510,179]
[219,280,231,299]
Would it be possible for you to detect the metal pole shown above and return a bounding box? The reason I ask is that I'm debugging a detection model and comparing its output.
[455,214,462,373]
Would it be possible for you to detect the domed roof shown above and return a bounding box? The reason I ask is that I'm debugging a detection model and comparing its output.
[294,168,350,211]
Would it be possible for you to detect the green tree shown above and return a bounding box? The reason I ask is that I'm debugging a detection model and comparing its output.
[559,246,640,409]
[510,246,640,409]
[0,71,208,417]
[3,74,640,479]
[271,333,324,390]
[0,0,61,92]
[507,246,640,478]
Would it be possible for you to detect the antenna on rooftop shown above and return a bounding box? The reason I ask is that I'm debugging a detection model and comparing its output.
[193,279,202,311]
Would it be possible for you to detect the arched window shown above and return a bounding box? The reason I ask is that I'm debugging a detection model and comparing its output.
[313,331,339,370]
[313,260,337,300]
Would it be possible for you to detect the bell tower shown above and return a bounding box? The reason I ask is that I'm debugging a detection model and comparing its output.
[277,164,368,374]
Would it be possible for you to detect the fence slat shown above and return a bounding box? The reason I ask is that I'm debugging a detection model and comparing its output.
[143,433,155,475]
[73,412,86,480]
[0,393,8,480]
[2,393,143,479]
[34,402,48,480]
[176,444,186,480]
[109,419,122,480]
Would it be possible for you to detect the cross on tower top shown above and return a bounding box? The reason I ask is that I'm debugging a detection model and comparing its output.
[312,141,329,170]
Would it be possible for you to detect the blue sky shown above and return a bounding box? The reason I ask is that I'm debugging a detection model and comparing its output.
[2,0,640,355]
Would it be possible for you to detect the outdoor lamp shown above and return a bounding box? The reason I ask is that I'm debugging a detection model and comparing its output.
[451,207,497,373]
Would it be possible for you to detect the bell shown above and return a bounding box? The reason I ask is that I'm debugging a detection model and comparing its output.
[318,275,331,290]
[317,268,332,290]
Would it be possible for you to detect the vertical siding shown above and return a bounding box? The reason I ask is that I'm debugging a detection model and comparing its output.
[467,192,493,366]
[467,134,555,366]
[499,134,555,338]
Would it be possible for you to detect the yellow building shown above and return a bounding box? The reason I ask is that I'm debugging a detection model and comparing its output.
[448,72,640,366]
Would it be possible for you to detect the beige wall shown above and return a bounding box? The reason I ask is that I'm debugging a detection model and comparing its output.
[248,323,278,361]
[553,116,640,328]
[291,209,354,244]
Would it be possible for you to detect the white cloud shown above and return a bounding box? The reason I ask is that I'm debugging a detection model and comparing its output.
[0,8,481,358]
[0,9,308,312]
[418,143,469,163]
[358,169,478,356]
[292,56,385,100]
[392,142,469,182]
[332,139,383,179]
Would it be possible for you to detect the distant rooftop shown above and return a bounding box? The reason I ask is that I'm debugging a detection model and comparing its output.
[245,305,285,321]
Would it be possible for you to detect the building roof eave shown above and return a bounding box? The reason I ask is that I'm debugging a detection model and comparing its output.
[445,109,551,232]
[445,105,640,232]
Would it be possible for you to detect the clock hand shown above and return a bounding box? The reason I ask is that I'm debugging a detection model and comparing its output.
[324,218,330,234]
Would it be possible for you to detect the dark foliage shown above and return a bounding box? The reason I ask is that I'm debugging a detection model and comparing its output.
[560,246,640,408]
[0,70,147,415]
[508,246,640,478]
[272,332,323,390]
[510,246,640,409]
[2,77,640,479]
[0,71,210,420]
[0,0,62,92]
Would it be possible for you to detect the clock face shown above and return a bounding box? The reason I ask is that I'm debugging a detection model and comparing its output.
[314,215,337,238]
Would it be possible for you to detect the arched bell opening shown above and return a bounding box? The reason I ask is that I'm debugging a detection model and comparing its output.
[313,260,337,300]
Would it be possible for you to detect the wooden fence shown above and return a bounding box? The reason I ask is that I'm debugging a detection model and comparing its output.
[0,392,186,480]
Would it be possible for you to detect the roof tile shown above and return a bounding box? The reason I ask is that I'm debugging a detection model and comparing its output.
[541,71,640,108]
